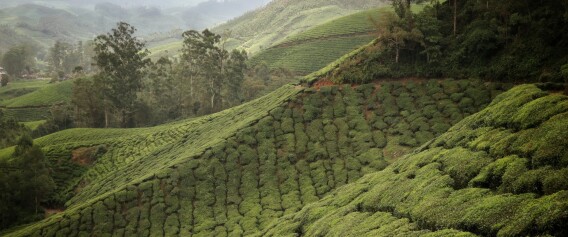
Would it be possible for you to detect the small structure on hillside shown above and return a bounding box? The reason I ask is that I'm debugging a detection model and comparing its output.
[0,67,6,80]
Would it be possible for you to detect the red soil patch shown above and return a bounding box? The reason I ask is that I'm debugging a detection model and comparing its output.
[71,147,98,166]
[44,208,65,217]
[313,78,335,90]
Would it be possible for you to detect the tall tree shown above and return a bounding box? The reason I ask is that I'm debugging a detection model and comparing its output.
[0,135,55,230]
[1,44,35,77]
[94,22,150,128]
[180,29,225,114]
[144,57,180,123]
[48,41,70,74]
[224,49,248,108]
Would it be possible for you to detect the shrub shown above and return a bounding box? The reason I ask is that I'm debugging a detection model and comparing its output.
[356,83,375,98]
[415,131,435,145]
[1,74,9,87]
[396,94,415,111]
[398,133,418,147]
[431,123,451,135]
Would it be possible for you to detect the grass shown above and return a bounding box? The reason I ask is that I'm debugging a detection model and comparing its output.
[259,85,568,237]
[1,78,510,236]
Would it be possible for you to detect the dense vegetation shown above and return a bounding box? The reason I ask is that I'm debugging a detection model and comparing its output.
[1,0,567,235]
[0,135,55,229]
[311,0,568,85]
[260,85,568,236]
[0,78,510,235]
[0,111,30,148]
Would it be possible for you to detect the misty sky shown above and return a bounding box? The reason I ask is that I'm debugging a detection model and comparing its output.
[0,0,262,8]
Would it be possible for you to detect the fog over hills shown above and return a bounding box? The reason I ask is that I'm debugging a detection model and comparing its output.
[0,0,272,54]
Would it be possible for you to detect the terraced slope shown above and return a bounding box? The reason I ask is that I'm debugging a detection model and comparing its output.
[0,80,72,122]
[0,80,72,108]
[147,0,386,60]
[1,79,509,236]
[244,8,380,75]
[215,0,387,54]
[0,80,48,102]
[259,84,568,236]
[248,4,428,75]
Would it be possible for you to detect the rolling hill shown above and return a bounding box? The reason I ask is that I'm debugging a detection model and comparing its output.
[248,8,382,75]
[260,84,568,236]
[148,0,388,59]
[213,0,387,55]
[1,76,513,236]
[0,1,268,55]
[0,80,72,122]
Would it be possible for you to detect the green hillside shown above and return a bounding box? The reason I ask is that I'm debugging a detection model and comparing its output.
[248,4,427,76]
[248,8,382,75]
[0,80,49,102]
[1,77,511,236]
[147,0,387,60]
[1,80,72,108]
[214,0,387,55]
[260,84,568,236]
[0,80,72,122]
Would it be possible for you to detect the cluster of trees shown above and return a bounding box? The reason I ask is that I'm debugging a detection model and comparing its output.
[72,22,254,128]
[0,111,30,149]
[0,135,55,230]
[47,41,95,81]
[1,44,36,78]
[336,0,568,83]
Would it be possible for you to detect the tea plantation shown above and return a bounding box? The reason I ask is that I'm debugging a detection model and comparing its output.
[249,8,380,75]
[0,80,72,122]
[260,84,568,236]
[1,78,513,236]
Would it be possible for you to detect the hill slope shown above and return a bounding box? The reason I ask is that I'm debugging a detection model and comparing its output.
[0,80,72,122]
[1,77,511,236]
[248,8,382,75]
[147,0,387,60]
[260,84,568,236]
[212,0,387,55]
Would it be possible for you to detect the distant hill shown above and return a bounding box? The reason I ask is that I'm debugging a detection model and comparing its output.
[213,0,388,54]
[248,8,382,75]
[147,0,387,64]
[0,1,270,55]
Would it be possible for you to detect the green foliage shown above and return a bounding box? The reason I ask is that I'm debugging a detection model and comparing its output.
[309,1,568,84]
[0,80,510,236]
[1,44,35,77]
[260,85,568,237]
[94,22,150,128]
[0,135,55,230]
[1,74,9,87]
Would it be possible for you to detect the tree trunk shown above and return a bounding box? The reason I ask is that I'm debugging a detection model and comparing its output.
[396,47,400,63]
[104,106,109,128]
